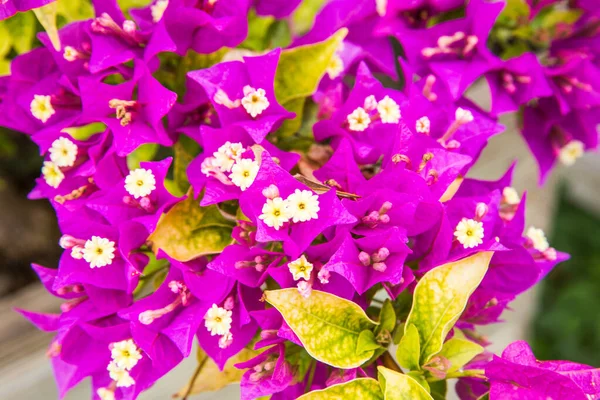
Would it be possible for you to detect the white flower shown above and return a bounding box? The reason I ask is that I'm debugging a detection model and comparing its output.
[82,236,116,268]
[49,137,78,167]
[376,0,387,16]
[213,141,245,172]
[63,46,78,62]
[286,189,320,223]
[558,140,584,166]
[364,95,378,111]
[326,54,344,79]
[96,388,115,400]
[241,86,269,118]
[347,107,371,131]
[454,218,484,249]
[30,95,55,123]
[204,304,233,336]
[526,226,549,252]
[259,196,292,230]
[41,161,64,188]
[151,0,169,22]
[502,186,520,205]
[125,168,156,198]
[288,255,314,281]
[110,339,142,371]
[416,116,430,134]
[107,361,135,388]
[455,107,474,124]
[377,95,401,124]
[230,158,259,191]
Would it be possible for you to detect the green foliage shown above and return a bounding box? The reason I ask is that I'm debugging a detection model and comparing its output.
[148,193,235,261]
[405,252,492,364]
[173,134,201,193]
[396,324,421,371]
[377,367,434,400]
[273,28,346,140]
[291,0,327,35]
[127,143,160,170]
[263,289,379,368]
[298,378,383,400]
[532,192,600,366]
[62,122,107,141]
[438,337,483,373]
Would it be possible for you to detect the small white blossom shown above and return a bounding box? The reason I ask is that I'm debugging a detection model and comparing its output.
[376,0,387,16]
[41,161,64,188]
[125,168,156,198]
[455,107,474,124]
[151,0,169,22]
[110,339,142,371]
[502,186,520,205]
[204,304,233,336]
[96,388,115,400]
[241,86,269,118]
[347,107,371,131]
[230,158,259,191]
[107,361,135,388]
[558,140,584,166]
[288,255,314,281]
[63,46,78,62]
[326,54,344,79]
[454,218,484,249]
[213,141,245,172]
[49,137,78,167]
[218,332,233,349]
[82,236,116,268]
[364,95,378,111]
[30,95,55,123]
[526,226,549,252]
[286,189,320,223]
[259,196,292,230]
[416,116,430,134]
[377,95,401,124]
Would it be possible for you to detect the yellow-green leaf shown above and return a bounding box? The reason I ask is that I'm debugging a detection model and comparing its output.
[126,143,159,170]
[33,2,60,51]
[3,12,35,54]
[396,324,420,371]
[173,134,200,193]
[292,0,328,35]
[357,330,382,354]
[264,289,378,368]
[377,367,433,400]
[174,347,259,397]
[405,252,493,364]
[61,122,107,141]
[148,194,235,262]
[297,378,383,400]
[438,337,483,373]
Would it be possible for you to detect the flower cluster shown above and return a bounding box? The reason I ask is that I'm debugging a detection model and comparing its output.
[2,0,599,399]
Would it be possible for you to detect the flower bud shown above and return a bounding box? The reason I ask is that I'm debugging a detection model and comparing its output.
[358,251,371,266]
[475,202,488,220]
[262,184,280,199]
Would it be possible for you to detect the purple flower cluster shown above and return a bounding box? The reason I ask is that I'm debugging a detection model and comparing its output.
[1,0,599,399]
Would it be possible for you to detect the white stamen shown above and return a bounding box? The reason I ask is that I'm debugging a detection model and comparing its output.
[241,86,269,118]
[107,361,135,387]
[377,95,401,124]
[82,236,116,268]
[526,226,549,252]
[558,140,584,166]
[229,158,259,191]
[42,161,64,188]
[347,107,371,131]
[286,189,320,223]
[455,107,474,124]
[326,54,344,79]
[124,168,156,199]
[454,218,484,248]
[259,196,292,230]
[49,137,78,167]
[204,304,233,336]
[110,339,142,371]
[502,187,520,205]
[151,0,169,23]
[288,255,314,281]
[416,116,430,134]
[30,95,55,123]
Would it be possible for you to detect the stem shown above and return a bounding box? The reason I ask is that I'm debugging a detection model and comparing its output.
[182,355,210,400]
[304,360,317,393]
[381,351,403,373]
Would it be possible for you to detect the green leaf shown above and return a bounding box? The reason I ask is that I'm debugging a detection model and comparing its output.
[429,380,447,400]
[297,378,383,400]
[357,330,382,354]
[396,324,420,371]
[405,252,493,364]
[239,10,275,51]
[377,367,433,400]
[148,193,235,262]
[376,299,396,337]
[3,12,35,54]
[173,134,201,193]
[127,143,159,170]
[264,289,378,368]
[33,2,60,51]
[292,0,328,35]
[406,371,429,392]
[61,122,107,141]
[439,337,483,373]
[57,0,94,22]
[175,346,260,397]
[273,29,346,137]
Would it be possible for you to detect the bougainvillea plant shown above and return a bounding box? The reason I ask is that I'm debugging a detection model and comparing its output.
[2,0,600,399]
